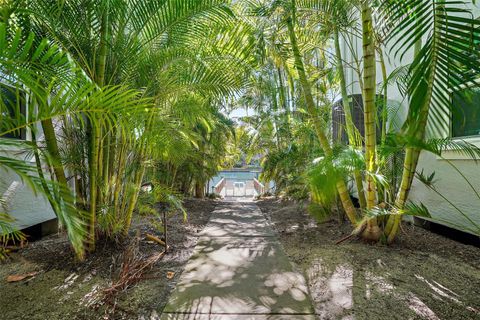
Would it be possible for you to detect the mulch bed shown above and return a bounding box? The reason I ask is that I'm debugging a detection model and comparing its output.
[0,198,218,320]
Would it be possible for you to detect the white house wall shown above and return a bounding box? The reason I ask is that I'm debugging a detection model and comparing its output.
[409,152,480,235]
[409,3,480,235]
[0,149,56,230]
[1,88,57,231]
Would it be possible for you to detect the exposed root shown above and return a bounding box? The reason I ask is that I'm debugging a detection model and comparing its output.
[335,233,356,245]
[146,233,170,251]
[97,236,165,318]
[335,221,366,244]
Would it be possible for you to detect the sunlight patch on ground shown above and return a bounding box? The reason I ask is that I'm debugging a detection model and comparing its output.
[305,258,466,320]
[264,272,309,301]
[307,258,353,319]
[162,202,315,316]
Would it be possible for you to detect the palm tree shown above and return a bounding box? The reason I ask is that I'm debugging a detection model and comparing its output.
[0,9,150,257]
[297,0,368,210]
[1,0,254,257]
[244,0,480,242]
[25,0,240,248]
[379,0,480,242]
[286,0,358,224]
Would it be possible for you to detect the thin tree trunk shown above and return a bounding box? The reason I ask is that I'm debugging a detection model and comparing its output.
[31,129,60,217]
[270,77,281,148]
[277,67,292,139]
[122,111,155,236]
[170,165,178,188]
[113,140,127,216]
[41,118,68,187]
[101,124,110,201]
[360,3,381,240]
[87,4,109,250]
[108,125,117,184]
[122,162,146,235]
[88,121,100,251]
[377,47,389,204]
[96,4,109,88]
[378,48,388,145]
[386,35,428,242]
[286,68,296,114]
[287,4,357,225]
[195,181,205,198]
[333,28,367,211]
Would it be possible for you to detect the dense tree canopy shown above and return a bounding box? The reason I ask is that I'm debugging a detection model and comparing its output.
[1,0,479,259]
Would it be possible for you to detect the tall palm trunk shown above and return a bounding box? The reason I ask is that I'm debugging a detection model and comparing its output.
[333,28,367,211]
[88,121,100,250]
[270,79,282,147]
[378,48,388,145]
[88,4,109,250]
[360,3,380,240]
[287,3,357,225]
[41,118,68,187]
[122,162,146,235]
[122,112,155,236]
[377,47,390,204]
[113,141,127,216]
[386,37,427,243]
[31,128,60,216]
[277,67,292,140]
[108,125,117,184]
[195,181,205,198]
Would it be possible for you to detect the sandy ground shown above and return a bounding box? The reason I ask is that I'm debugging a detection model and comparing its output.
[256,197,480,320]
[0,198,217,320]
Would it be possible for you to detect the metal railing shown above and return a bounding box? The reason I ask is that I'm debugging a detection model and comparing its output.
[253,178,265,195]
[214,178,226,194]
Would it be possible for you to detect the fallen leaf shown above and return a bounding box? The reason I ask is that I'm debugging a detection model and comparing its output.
[6,271,38,282]
[166,271,175,279]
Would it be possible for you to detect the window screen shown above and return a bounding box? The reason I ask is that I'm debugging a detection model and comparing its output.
[452,87,480,138]
[0,84,26,140]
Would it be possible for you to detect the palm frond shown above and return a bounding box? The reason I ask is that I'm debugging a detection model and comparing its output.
[378,0,480,137]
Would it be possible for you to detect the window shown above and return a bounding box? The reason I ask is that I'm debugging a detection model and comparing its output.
[0,83,26,140]
[331,94,385,144]
[451,87,480,138]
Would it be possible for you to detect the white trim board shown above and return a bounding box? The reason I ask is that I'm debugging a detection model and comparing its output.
[437,136,480,160]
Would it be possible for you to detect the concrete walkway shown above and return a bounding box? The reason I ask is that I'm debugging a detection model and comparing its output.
[161,201,316,319]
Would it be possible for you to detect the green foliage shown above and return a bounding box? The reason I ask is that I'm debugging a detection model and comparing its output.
[306,202,332,222]
[1,0,479,254]
[207,192,222,199]
[154,185,187,221]
[240,0,480,240]
[136,203,158,217]
[379,0,480,138]
[307,156,341,207]
[364,203,431,219]
[137,183,186,220]
[404,202,432,219]
[0,212,25,260]
[415,169,480,234]
[0,0,255,258]
[306,145,367,209]
[261,144,318,199]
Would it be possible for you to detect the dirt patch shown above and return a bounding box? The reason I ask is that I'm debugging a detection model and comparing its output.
[257,197,480,320]
[0,198,217,320]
